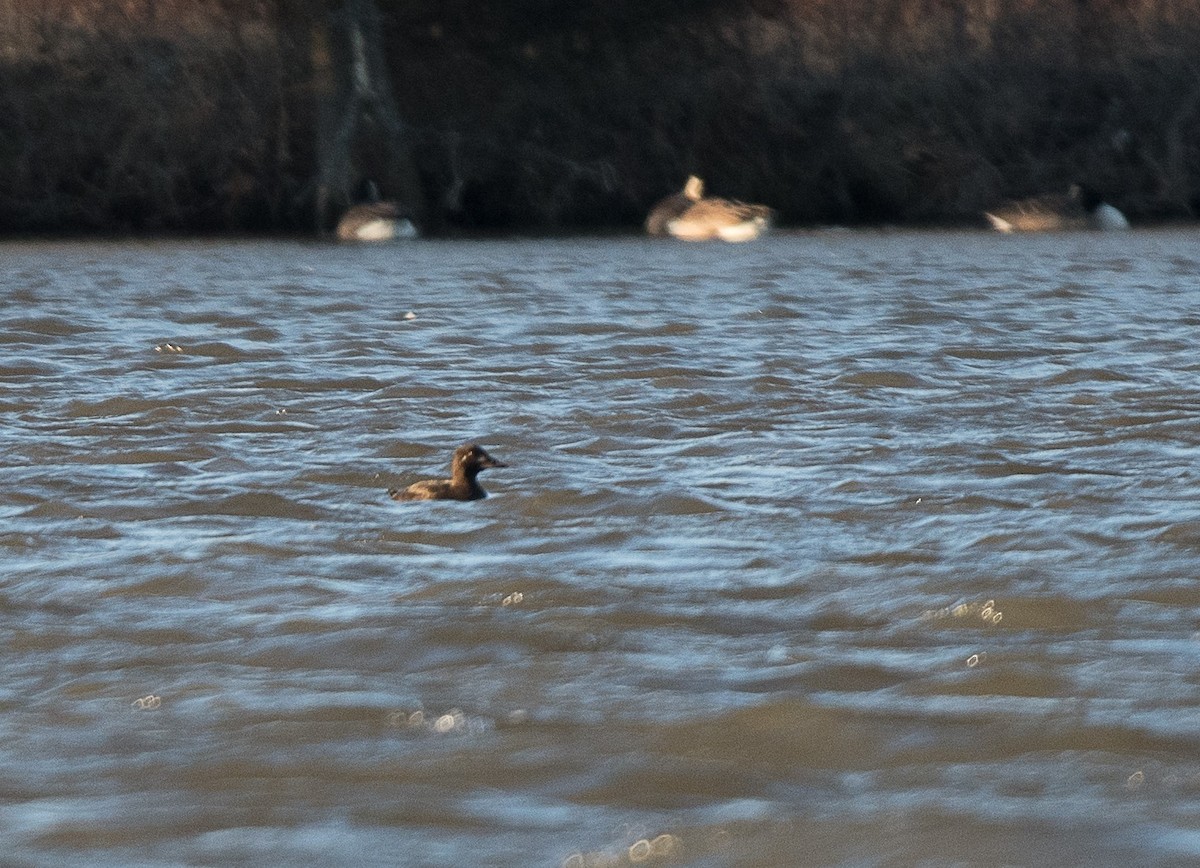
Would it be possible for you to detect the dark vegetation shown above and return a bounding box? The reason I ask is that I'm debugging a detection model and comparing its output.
[3,0,1200,234]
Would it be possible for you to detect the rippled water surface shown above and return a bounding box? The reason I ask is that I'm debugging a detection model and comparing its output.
[4,232,1200,866]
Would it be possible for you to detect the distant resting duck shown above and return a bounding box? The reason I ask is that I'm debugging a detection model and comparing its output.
[984,184,1129,232]
[645,176,773,242]
[336,181,419,242]
[388,443,508,502]
[645,175,704,235]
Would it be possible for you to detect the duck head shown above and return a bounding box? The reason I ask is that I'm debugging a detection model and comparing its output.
[453,443,508,478]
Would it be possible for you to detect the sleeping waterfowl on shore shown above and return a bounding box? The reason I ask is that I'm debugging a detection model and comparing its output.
[336,181,418,242]
[388,443,508,502]
[645,176,774,242]
[984,184,1129,232]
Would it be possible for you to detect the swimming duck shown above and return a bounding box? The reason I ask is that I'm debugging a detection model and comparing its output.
[336,181,419,242]
[984,184,1129,232]
[388,443,508,502]
[645,176,773,242]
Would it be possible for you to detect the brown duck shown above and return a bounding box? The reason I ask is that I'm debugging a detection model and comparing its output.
[645,175,773,242]
[388,444,508,502]
[983,184,1129,232]
[336,181,419,242]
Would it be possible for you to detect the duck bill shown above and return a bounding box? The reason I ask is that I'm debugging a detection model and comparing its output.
[475,449,507,469]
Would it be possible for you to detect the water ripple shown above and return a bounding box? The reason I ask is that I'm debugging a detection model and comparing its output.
[2,232,1199,865]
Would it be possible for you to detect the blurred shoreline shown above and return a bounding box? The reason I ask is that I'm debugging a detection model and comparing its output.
[3,0,1199,235]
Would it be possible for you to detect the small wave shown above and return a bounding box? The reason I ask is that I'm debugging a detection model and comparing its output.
[99,571,208,598]
[516,488,625,518]
[1155,521,1200,550]
[0,316,97,339]
[836,371,930,389]
[747,304,801,319]
[654,698,888,768]
[845,546,941,566]
[788,662,910,694]
[18,500,94,519]
[253,376,388,392]
[940,345,1032,361]
[240,327,284,342]
[972,458,1062,477]
[88,448,211,465]
[926,493,1028,511]
[175,492,325,521]
[64,396,182,419]
[1045,367,1132,385]
[186,341,280,361]
[647,321,700,336]
[920,662,1070,699]
[0,359,63,377]
[639,491,727,516]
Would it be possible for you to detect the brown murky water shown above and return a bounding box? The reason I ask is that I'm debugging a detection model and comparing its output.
[3,231,1200,866]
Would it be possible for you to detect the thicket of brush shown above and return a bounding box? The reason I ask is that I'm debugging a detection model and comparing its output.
[3,0,1200,233]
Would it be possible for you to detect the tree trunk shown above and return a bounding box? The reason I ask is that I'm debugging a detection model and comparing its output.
[312,0,427,235]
